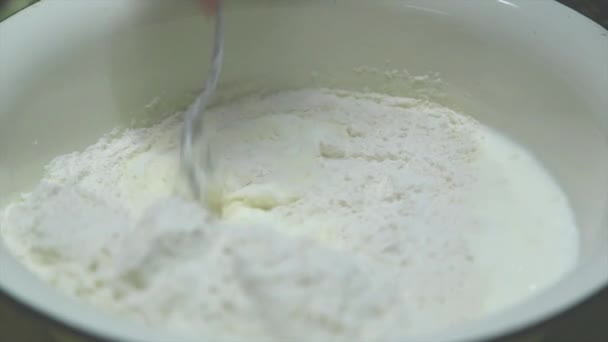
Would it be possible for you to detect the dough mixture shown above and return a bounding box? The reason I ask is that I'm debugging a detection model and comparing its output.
[0,89,579,341]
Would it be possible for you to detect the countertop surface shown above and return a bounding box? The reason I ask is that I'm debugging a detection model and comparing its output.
[1,1,607,341]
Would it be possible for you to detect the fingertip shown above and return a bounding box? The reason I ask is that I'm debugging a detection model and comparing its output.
[201,0,218,14]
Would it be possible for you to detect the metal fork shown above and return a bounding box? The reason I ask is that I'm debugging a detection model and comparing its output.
[180,0,224,201]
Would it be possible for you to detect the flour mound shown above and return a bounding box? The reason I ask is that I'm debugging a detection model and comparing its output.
[5,89,564,341]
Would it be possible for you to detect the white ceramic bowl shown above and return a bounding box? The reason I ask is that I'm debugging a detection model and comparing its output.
[1,1,607,341]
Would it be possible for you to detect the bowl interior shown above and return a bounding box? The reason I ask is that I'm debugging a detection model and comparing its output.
[1,1,607,341]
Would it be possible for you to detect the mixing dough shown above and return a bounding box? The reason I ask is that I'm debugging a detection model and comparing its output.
[0,89,579,341]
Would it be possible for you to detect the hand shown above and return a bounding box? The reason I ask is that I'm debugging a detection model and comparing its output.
[201,0,218,14]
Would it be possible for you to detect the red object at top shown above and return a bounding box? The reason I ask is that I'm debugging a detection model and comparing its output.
[201,0,218,13]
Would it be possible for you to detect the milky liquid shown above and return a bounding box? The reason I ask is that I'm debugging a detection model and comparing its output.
[0,89,579,340]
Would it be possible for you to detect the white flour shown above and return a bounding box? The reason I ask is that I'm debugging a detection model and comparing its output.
[0,89,579,341]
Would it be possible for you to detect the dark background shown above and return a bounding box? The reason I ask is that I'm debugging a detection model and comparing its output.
[0,1,607,342]
[560,0,608,28]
